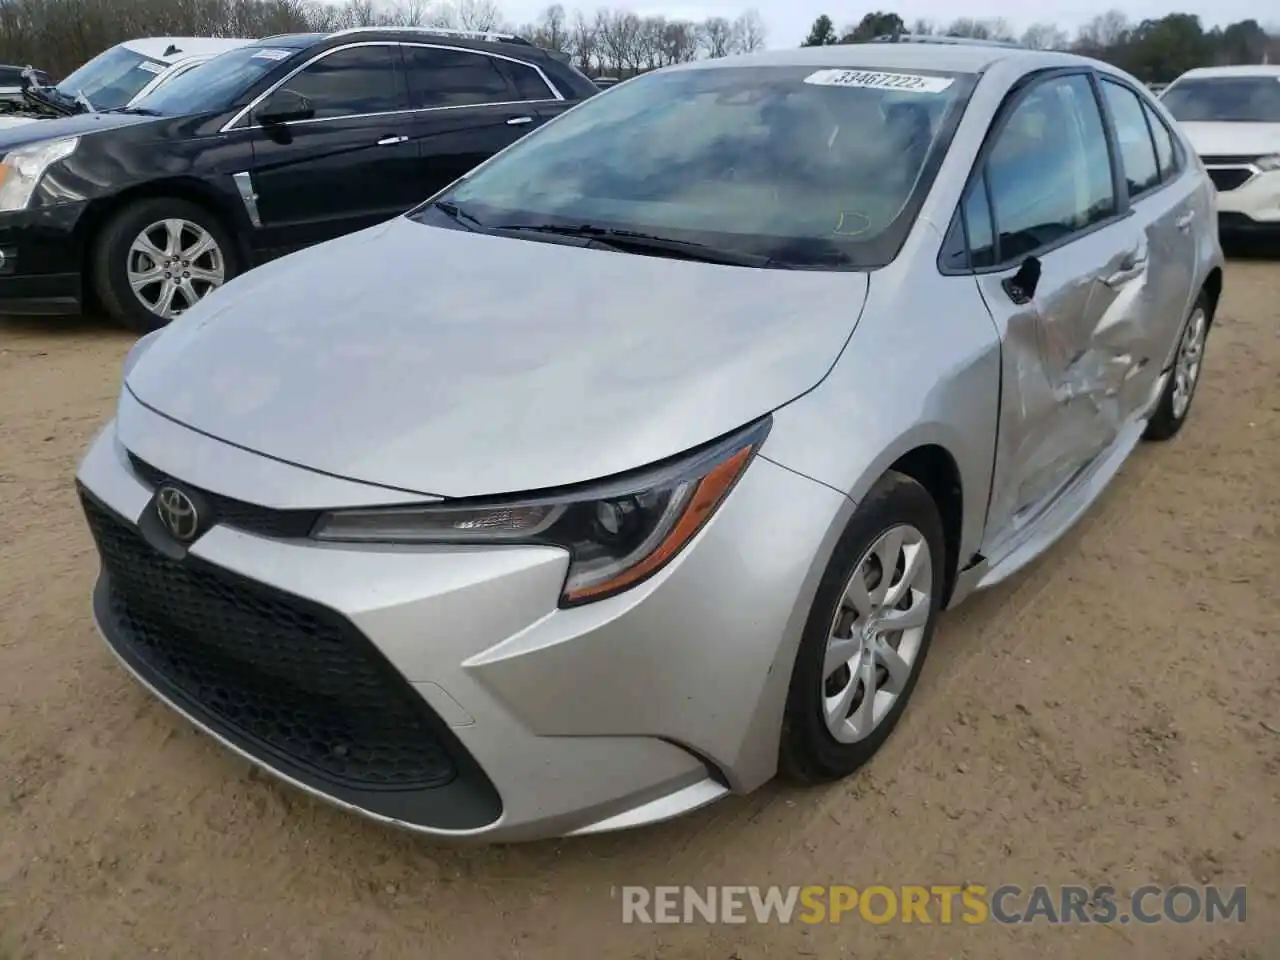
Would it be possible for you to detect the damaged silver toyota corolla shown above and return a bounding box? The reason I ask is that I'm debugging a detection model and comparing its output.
[75,42,1222,842]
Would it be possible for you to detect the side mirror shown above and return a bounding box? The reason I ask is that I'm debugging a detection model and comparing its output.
[254,88,314,126]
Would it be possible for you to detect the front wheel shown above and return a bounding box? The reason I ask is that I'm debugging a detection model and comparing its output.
[92,198,238,333]
[780,470,946,783]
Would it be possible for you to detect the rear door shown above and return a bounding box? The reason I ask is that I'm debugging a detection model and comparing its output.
[248,43,420,255]
[973,71,1151,542]
[1096,75,1199,403]
[398,45,557,198]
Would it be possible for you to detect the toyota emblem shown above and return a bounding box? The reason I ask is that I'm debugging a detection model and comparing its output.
[155,485,201,542]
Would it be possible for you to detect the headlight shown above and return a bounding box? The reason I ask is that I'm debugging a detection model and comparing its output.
[1256,154,1280,172]
[313,417,771,606]
[0,137,78,211]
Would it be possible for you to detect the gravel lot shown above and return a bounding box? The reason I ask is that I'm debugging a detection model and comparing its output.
[1,260,1277,959]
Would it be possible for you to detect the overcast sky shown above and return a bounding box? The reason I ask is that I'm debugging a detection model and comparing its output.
[490,0,1268,47]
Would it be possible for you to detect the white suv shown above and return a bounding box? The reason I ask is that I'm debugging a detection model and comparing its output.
[1161,65,1280,238]
[0,37,251,130]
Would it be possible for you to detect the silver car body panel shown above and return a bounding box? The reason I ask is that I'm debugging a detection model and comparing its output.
[124,216,870,498]
[77,44,1224,840]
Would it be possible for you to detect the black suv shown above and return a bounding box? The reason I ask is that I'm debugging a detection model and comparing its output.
[0,28,596,330]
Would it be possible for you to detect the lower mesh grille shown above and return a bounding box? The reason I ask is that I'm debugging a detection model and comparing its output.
[81,490,457,790]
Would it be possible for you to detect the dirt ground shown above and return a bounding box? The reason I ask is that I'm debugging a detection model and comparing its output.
[0,260,1277,960]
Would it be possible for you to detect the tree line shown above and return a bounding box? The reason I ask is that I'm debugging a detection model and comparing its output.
[804,10,1279,82]
[0,0,766,79]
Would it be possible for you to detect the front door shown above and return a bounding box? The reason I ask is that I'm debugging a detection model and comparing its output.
[397,44,555,197]
[975,71,1152,543]
[248,44,421,257]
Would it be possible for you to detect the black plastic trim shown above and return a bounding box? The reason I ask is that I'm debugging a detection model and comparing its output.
[82,487,503,832]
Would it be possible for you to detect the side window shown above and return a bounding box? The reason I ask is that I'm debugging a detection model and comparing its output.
[963,174,996,268]
[503,60,555,101]
[1100,79,1161,198]
[985,74,1116,262]
[1141,99,1179,182]
[402,47,514,109]
[285,45,403,119]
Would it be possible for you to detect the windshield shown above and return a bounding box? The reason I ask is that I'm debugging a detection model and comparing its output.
[1162,77,1280,123]
[55,45,167,111]
[133,45,293,116]
[417,64,974,269]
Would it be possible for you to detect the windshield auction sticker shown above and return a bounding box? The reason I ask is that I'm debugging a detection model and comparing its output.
[136,61,165,74]
[803,69,954,93]
[251,48,294,61]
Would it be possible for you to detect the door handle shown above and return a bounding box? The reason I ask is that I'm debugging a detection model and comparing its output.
[506,116,534,126]
[1103,252,1148,287]
[1175,210,1195,232]
[376,135,408,146]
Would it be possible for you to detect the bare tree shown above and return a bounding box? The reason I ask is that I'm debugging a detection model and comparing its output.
[529,3,569,50]
[1020,22,1069,50]
[1075,10,1131,52]
[567,7,599,73]
[731,8,766,52]
[453,0,505,31]
[700,15,734,58]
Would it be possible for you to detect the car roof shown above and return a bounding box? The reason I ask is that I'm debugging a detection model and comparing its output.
[253,33,327,49]
[1173,64,1280,81]
[119,37,253,64]
[673,42,1097,76]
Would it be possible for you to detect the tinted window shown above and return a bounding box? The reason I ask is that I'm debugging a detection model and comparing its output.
[138,45,297,117]
[985,74,1115,261]
[403,47,512,108]
[1101,80,1160,197]
[963,175,996,268]
[0,67,22,85]
[1161,77,1280,122]
[424,64,975,269]
[287,45,403,119]
[504,60,554,101]
[1143,100,1178,181]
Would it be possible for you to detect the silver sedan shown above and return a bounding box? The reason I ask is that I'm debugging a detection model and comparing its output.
[76,41,1222,841]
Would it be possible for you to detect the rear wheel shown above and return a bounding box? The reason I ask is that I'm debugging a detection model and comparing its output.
[92,197,238,333]
[1144,292,1210,442]
[780,471,946,783]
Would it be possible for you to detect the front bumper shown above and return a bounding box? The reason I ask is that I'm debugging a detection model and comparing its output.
[0,202,87,314]
[1211,167,1280,233]
[75,399,850,841]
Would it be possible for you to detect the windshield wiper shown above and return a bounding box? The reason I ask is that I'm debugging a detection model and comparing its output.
[431,200,489,231]
[111,106,161,116]
[491,223,779,268]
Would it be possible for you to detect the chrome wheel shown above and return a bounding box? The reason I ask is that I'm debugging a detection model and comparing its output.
[1171,306,1206,421]
[127,218,225,320]
[821,524,932,744]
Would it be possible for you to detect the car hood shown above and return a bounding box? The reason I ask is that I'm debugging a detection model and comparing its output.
[1178,121,1280,157]
[125,216,867,498]
[0,109,156,151]
[0,115,38,130]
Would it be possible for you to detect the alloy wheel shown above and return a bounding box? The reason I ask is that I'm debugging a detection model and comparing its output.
[127,218,225,320]
[821,523,933,744]
[1171,306,1206,421]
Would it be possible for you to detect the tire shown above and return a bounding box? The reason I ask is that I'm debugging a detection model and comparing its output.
[92,197,239,333]
[779,470,946,783]
[1143,291,1210,442]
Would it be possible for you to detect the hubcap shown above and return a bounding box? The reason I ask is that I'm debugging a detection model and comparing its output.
[1171,307,1206,421]
[821,524,933,744]
[127,219,225,320]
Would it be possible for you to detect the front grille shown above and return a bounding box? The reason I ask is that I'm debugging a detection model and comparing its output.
[1207,168,1254,192]
[81,491,458,790]
[127,452,320,539]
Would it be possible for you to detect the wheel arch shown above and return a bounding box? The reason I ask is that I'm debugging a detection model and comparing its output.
[76,178,250,309]
[1202,266,1223,326]
[885,445,964,607]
